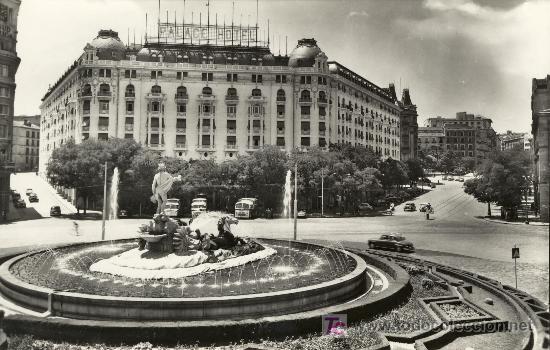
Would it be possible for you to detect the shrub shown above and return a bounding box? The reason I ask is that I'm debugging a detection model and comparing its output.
[421,278,434,290]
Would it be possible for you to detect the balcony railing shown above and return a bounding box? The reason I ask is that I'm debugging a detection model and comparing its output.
[277,129,285,135]
[201,126,211,133]
[227,113,236,119]
[198,94,216,101]
[319,114,326,120]
[146,92,163,99]
[149,143,164,148]
[125,125,134,131]
[277,113,285,119]
[225,95,239,101]
[80,91,92,98]
[318,98,328,104]
[301,130,310,135]
[177,112,187,117]
[226,143,237,149]
[98,125,109,131]
[83,110,90,115]
[252,127,261,133]
[176,128,186,133]
[175,143,186,149]
[299,97,312,103]
[125,92,135,98]
[150,127,160,132]
[301,114,310,120]
[227,129,236,135]
[319,130,326,136]
[175,94,189,103]
[98,91,112,98]
[82,126,89,131]
[276,96,286,102]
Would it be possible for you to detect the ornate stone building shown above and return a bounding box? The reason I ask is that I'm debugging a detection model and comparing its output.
[531,75,549,222]
[0,0,20,218]
[40,27,406,176]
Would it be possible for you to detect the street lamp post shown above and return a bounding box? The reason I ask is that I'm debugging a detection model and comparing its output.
[321,168,324,218]
[293,162,298,241]
[101,161,107,241]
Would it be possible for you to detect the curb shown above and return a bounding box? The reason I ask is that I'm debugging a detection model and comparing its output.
[480,217,549,227]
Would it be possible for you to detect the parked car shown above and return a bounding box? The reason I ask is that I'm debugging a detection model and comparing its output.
[25,188,33,196]
[403,202,416,211]
[457,177,465,182]
[50,206,61,217]
[419,203,430,212]
[28,193,39,202]
[358,202,374,213]
[442,175,448,180]
[14,198,26,208]
[119,209,129,218]
[447,176,454,181]
[368,233,415,253]
[297,209,307,218]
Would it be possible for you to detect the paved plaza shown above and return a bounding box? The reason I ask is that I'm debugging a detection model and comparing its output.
[1,174,548,303]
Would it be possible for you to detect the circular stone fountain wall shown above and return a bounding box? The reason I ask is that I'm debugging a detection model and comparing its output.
[0,239,368,321]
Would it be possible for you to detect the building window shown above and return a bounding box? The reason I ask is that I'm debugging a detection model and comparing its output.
[277,105,285,116]
[177,104,186,114]
[251,74,262,83]
[0,104,8,115]
[151,101,160,112]
[202,73,213,81]
[227,120,236,133]
[151,85,161,94]
[276,137,285,146]
[99,101,109,114]
[176,71,188,80]
[227,105,236,115]
[319,106,326,116]
[202,135,211,146]
[126,101,134,114]
[251,88,262,97]
[301,137,310,147]
[151,70,162,79]
[125,84,135,97]
[301,121,310,134]
[300,106,310,115]
[150,134,159,144]
[83,100,90,114]
[0,87,9,97]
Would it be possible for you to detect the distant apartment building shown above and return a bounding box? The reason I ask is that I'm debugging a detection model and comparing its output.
[422,112,497,162]
[498,131,531,151]
[397,88,418,161]
[531,75,549,222]
[418,127,445,158]
[12,119,39,171]
[0,0,20,218]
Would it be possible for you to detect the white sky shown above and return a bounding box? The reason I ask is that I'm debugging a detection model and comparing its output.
[14,0,550,133]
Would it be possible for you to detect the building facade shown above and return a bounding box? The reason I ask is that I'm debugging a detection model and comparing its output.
[12,120,39,171]
[498,131,531,151]
[397,88,418,161]
[39,29,406,175]
[423,112,497,163]
[531,75,550,223]
[418,127,445,158]
[0,0,20,218]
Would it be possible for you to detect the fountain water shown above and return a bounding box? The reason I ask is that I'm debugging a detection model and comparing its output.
[108,167,119,220]
[283,170,292,219]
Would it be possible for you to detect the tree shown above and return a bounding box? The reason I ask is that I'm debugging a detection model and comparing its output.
[437,151,458,174]
[405,158,425,185]
[463,149,531,219]
[379,158,409,190]
[47,138,143,214]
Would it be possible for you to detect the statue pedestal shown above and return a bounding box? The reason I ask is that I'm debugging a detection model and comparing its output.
[141,234,174,253]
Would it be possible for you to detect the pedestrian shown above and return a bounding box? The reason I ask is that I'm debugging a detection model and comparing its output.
[73,221,80,236]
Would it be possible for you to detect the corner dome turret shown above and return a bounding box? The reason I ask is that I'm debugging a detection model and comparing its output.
[89,29,126,60]
[288,38,323,68]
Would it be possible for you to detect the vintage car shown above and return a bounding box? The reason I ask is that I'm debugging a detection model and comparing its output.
[50,206,61,217]
[368,233,415,253]
[28,193,39,202]
[403,202,416,211]
[14,198,26,208]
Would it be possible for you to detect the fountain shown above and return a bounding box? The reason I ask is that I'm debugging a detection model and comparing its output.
[0,165,383,345]
[108,167,119,220]
[283,170,292,218]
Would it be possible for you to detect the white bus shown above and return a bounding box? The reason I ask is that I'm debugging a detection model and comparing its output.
[235,198,261,219]
[165,198,180,217]
[191,197,207,218]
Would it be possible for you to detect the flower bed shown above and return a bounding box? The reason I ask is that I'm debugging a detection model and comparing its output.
[439,302,483,319]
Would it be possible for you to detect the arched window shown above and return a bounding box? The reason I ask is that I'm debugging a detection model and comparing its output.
[99,83,110,95]
[277,89,285,101]
[125,84,135,97]
[176,86,187,97]
[227,88,237,96]
[318,90,326,101]
[300,90,311,101]
[202,86,212,95]
[252,88,262,97]
[151,85,161,94]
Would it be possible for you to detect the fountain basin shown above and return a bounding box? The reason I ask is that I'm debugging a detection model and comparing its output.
[139,234,167,243]
[0,239,368,321]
